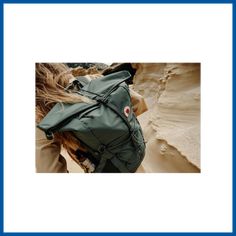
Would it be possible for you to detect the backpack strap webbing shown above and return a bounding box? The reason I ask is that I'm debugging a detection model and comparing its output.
[94,155,130,173]
[92,99,133,173]
[64,76,90,91]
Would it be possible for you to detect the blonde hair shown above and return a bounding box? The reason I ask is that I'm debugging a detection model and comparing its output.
[36,63,92,163]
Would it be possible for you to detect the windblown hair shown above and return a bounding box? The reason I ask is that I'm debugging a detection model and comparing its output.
[36,63,91,164]
[36,63,91,122]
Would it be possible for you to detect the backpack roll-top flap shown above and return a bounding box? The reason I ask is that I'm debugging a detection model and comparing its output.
[37,102,98,133]
[81,70,131,99]
[37,71,131,138]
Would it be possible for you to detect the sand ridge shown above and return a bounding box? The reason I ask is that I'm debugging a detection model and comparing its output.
[134,63,200,173]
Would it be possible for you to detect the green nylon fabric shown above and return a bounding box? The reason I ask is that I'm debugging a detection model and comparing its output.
[37,70,146,173]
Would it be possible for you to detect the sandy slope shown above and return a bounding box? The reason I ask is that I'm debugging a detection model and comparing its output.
[134,63,200,173]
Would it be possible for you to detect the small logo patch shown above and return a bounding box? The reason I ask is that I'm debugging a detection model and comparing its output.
[124,106,131,117]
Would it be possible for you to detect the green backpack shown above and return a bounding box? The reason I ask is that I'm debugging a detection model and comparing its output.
[37,70,146,173]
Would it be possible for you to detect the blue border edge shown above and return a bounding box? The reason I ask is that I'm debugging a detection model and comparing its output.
[1,0,4,234]
[0,0,234,4]
[232,1,234,234]
[0,0,234,234]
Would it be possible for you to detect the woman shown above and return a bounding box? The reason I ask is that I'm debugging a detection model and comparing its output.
[36,63,147,173]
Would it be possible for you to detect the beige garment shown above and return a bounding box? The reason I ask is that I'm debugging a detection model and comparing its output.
[36,127,67,173]
[36,91,147,173]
